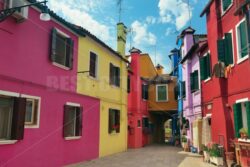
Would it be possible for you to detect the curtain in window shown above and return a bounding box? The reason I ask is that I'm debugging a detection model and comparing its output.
[0,97,13,140]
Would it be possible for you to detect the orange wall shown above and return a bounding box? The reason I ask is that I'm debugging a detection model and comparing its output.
[139,54,157,78]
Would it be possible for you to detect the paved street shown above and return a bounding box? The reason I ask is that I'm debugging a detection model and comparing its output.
[68,145,214,167]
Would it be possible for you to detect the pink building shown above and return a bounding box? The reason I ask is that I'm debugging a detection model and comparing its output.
[0,2,100,167]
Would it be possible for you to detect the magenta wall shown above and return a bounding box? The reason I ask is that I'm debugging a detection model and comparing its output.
[0,6,100,167]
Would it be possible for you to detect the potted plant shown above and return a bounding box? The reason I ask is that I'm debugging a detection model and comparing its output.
[202,144,210,162]
[209,143,224,166]
[239,128,248,139]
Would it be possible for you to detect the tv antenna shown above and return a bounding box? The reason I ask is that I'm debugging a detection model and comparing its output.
[117,0,123,22]
[127,28,134,50]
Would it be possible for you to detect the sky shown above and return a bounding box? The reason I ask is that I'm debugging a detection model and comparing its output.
[47,0,209,73]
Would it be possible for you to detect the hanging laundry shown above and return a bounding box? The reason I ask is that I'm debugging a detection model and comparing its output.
[212,61,225,78]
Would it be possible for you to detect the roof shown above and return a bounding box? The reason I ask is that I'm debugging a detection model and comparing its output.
[176,27,196,45]
[145,74,175,84]
[200,0,214,17]
[29,0,129,63]
[155,64,164,69]
[129,47,142,53]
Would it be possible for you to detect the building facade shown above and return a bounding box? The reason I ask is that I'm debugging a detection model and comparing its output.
[76,23,128,157]
[0,2,100,167]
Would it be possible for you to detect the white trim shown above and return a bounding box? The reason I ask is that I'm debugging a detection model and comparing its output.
[21,94,41,129]
[236,98,249,104]
[205,114,212,118]
[52,62,70,70]
[64,136,81,140]
[237,55,249,64]
[0,140,18,145]
[66,102,81,107]
[156,84,168,102]
[0,90,19,97]
[204,77,211,83]
[55,28,70,38]
[235,18,249,64]
[221,0,233,16]
[227,29,235,66]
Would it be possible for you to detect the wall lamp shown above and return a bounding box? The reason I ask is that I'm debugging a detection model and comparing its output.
[0,0,50,23]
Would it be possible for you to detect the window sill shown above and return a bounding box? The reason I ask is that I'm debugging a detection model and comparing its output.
[192,90,200,95]
[87,75,99,81]
[52,62,70,70]
[221,3,233,17]
[109,132,120,136]
[238,138,250,143]
[64,136,81,140]
[204,77,211,83]
[110,85,120,89]
[156,100,168,103]
[0,140,18,145]
[25,125,39,129]
[237,55,249,65]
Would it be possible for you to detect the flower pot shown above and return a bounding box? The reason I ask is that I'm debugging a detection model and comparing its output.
[203,151,210,162]
[210,156,224,166]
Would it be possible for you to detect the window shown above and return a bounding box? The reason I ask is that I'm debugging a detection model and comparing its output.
[89,52,97,78]
[190,70,199,92]
[200,53,211,80]
[142,84,149,100]
[51,28,74,69]
[217,33,234,65]
[233,101,250,138]
[142,117,149,128]
[108,109,120,133]
[181,81,186,98]
[221,0,232,13]
[174,85,179,100]
[63,104,83,138]
[156,84,168,102]
[127,76,130,93]
[0,95,26,141]
[236,19,249,61]
[137,120,141,127]
[24,96,40,127]
[109,63,120,87]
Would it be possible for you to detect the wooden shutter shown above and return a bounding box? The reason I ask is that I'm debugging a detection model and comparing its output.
[66,38,74,69]
[109,63,114,85]
[224,33,233,65]
[194,70,199,91]
[75,106,83,136]
[217,39,225,63]
[246,102,250,136]
[239,21,248,58]
[127,76,130,93]
[115,110,120,133]
[145,85,149,100]
[223,0,231,11]
[200,57,206,80]
[51,28,57,62]
[233,103,243,138]
[89,52,97,77]
[206,54,211,78]
[174,85,178,100]
[182,81,186,98]
[190,72,194,92]
[63,105,71,137]
[11,97,26,140]
[116,67,120,87]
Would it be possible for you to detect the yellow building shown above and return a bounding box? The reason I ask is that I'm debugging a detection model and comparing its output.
[76,23,128,157]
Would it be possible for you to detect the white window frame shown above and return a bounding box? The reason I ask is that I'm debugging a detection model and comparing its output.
[156,84,168,102]
[221,0,233,16]
[235,18,249,64]
[222,30,235,66]
[21,94,41,129]
[64,102,81,140]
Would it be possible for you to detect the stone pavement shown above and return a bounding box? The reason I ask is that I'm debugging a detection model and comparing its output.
[67,145,214,167]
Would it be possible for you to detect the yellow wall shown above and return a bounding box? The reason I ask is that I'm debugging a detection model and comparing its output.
[77,36,128,157]
[148,79,178,112]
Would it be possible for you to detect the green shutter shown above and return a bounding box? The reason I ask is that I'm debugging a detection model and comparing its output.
[66,38,74,69]
[194,70,199,90]
[239,21,248,58]
[223,0,231,11]
[233,103,243,138]
[200,57,206,80]
[206,54,211,78]
[157,85,167,101]
[246,102,250,136]
[217,39,225,63]
[182,81,186,98]
[225,33,234,65]
[190,72,194,92]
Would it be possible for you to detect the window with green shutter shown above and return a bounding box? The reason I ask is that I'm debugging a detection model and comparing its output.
[222,0,232,12]
[182,81,186,98]
[217,33,234,66]
[233,103,243,138]
[246,102,250,137]
[237,20,248,59]
[190,70,199,92]
[156,85,167,102]
[217,39,226,63]
[142,84,149,100]
[200,53,211,81]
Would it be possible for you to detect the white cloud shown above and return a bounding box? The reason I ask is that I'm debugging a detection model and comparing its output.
[48,0,113,43]
[146,16,157,24]
[131,20,157,48]
[158,0,192,30]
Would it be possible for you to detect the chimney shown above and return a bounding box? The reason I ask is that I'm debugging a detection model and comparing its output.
[117,22,127,57]
[155,64,164,75]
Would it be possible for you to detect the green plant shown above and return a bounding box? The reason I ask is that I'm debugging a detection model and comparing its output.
[209,144,222,157]
[202,144,208,152]
[181,136,187,143]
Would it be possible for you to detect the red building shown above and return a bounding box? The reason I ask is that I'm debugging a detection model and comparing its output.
[127,48,150,148]
[201,0,250,165]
